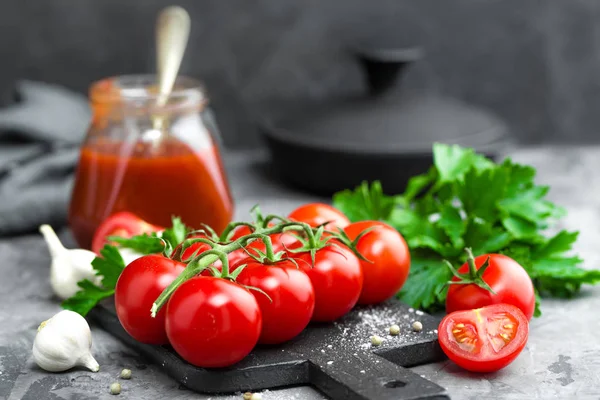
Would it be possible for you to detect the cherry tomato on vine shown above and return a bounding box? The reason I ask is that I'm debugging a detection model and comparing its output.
[438,304,529,373]
[293,245,363,322]
[344,221,410,305]
[114,255,185,345]
[446,252,536,320]
[288,203,350,231]
[165,277,262,368]
[92,211,162,254]
[236,258,315,344]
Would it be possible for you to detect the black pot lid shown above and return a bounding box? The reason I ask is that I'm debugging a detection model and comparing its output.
[261,45,509,155]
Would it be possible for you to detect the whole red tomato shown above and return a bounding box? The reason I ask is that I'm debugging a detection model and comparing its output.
[438,304,529,372]
[92,211,162,254]
[165,277,262,368]
[115,255,185,344]
[236,259,315,344]
[344,221,410,305]
[293,245,363,322]
[288,203,350,231]
[446,253,535,320]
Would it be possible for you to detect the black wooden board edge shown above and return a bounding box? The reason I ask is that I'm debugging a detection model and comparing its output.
[90,300,450,400]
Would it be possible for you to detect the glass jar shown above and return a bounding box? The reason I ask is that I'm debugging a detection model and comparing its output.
[68,75,234,249]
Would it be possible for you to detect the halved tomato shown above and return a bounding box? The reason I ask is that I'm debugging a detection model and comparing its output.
[438,304,529,373]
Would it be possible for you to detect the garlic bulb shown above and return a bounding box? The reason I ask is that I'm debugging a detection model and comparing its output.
[39,225,102,299]
[32,310,100,372]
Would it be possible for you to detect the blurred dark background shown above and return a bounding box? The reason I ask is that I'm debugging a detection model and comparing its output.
[2,0,598,148]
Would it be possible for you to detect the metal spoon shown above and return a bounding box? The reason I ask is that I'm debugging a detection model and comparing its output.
[153,5,191,131]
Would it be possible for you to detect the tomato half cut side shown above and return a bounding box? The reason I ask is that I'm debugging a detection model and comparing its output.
[438,304,529,373]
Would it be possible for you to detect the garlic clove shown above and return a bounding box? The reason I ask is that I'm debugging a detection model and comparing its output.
[33,310,100,373]
[118,247,145,266]
[40,224,102,300]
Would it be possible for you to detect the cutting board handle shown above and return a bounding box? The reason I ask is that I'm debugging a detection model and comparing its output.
[308,350,448,400]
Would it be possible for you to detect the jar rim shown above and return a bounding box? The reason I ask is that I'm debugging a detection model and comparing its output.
[90,74,207,104]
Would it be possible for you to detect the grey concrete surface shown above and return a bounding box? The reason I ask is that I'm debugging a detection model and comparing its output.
[1,146,600,400]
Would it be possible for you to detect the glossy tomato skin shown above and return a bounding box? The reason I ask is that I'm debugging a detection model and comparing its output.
[344,221,410,305]
[288,203,350,231]
[446,254,536,320]
[92,211,162,254]
[294,245,363,322]
[114,255,185,345]
[236,259,315,344]
[438,304,529,373]
[165,277,262,368]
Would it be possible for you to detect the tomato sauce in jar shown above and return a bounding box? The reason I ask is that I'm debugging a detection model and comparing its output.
[68,75,233,249]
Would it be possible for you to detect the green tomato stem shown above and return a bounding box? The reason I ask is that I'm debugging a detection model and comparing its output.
[465,247,479,278]
[151,220,316,317]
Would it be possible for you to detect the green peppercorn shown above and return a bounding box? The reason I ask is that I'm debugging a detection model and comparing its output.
[110,382,121,395]
[412,321,423,332]
[120,369,132,379]
[371,335,383,346]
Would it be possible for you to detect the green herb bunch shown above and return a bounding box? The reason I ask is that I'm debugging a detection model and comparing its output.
[333,143,600,316]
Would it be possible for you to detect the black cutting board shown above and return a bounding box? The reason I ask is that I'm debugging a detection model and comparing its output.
[90,299,449,400]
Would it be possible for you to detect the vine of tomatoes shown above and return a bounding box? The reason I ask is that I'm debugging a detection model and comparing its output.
[110,203,533,373]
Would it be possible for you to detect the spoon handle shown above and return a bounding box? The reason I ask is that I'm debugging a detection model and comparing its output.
[155,6,191,108]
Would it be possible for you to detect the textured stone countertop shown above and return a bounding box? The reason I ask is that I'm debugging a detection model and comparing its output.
[2,146,600,400]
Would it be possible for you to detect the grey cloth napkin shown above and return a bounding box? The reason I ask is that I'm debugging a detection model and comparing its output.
[0,81,90,236]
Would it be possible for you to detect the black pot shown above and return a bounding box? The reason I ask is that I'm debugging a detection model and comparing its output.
[260,44,510,195]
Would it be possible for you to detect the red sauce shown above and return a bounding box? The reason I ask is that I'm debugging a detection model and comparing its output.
[68,138,233,249]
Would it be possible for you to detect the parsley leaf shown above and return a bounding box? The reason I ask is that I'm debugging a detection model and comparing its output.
[397,254,451,311]
[333,181,395,221]
[333,142,600,315]
[161,217,189,251]
[92,244,126,289]
[112,216,190,257]
[62,244,125,316]
[62,280,114,316]
[111,234,164,255]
